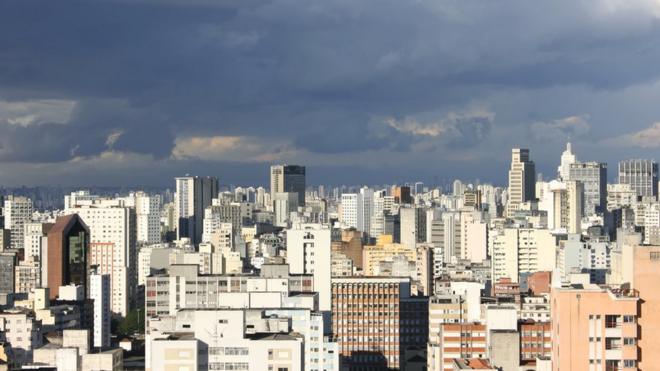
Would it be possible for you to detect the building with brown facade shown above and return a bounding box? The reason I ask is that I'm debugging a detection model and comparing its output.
[47,214,90,299]
[331,276,427,370]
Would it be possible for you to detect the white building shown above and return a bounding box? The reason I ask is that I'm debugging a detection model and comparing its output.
[90,272,111,349]
[66,200,136,317]
[0,309,42,366]
[489,227,557,283]
[460,211,488,263]
[175,176,218,245]
[340,187,373,235]
[273,192,299,227]
[3,195,33,251]
[147,309,304,371]
[286,223,332,317]
[122,192,161,245]
[558,142,577,181]
[22,222,45,262]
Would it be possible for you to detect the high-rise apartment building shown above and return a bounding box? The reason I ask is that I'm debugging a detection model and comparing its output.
[270,165,306,206]
[23,221,50,262]
[46,214,90,300]
[3,195,33,250]
[123,192,161,245]
[507,148,536,216]
[90,271,111,349]
[286,223,332,316]
[175,176,219,245]
[67,200,136,317]
[400,206,426,249]
[489,227,557,283]
[568,161,607,215]
[618,159,658,198]
[436,323,487,371]
[630,244,660,370]
[551,284,640,371]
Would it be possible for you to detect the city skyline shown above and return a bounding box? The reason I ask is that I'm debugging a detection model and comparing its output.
[2,2,660,186]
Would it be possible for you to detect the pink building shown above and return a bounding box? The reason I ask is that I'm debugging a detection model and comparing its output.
[551,284,639,371]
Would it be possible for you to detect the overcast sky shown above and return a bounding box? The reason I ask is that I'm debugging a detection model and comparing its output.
[1,0,660,187]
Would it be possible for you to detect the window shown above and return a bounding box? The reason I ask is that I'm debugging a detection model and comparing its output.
[624,360,637,368]
[623,315,635,323]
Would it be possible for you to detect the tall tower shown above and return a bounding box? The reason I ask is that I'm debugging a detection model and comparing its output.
[270,165,306,206]
[175,176,219,245]
[558,142,577,180]
[507,148,536,216]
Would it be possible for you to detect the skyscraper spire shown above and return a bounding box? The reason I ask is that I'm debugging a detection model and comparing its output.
[558,142,577,181]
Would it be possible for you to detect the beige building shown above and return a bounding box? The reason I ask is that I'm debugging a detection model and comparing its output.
[507,148,536,216]
[362,235,417,276]
[427,295,468,371]
[489,227,557,283]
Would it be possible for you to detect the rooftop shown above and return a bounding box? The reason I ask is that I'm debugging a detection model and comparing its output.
[453,358,495,369]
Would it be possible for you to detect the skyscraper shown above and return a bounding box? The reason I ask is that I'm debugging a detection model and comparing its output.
[557,142,577,180]
[568,161,607,215]
[270,165,306,206]
[46,214,90,300]
[175,176,219,245]
[618,159,658,198]
[507,148,536,216]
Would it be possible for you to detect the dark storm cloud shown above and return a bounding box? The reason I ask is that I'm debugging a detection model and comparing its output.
[1,0,660,185]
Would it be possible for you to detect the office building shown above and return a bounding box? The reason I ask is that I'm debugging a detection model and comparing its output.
[331,277,428,370]
[618,159,658,198]
[175,176,219,245]
[270,164,306,206]
[273,192,299,227]
[123,191,161,245]
[46,214,90,300]
[392,185,412,204]
[568,161,607,215]
[507,148,536,216]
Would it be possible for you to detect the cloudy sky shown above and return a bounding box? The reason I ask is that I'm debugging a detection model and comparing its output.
[2,0,660,187]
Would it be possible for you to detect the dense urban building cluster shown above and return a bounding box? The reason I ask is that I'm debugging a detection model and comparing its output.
[1,146,660,370]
